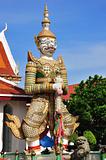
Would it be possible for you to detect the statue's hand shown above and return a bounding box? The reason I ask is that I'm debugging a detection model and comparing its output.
[53,83,63,95]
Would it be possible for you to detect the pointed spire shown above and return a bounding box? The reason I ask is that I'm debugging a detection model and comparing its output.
[42,4,50,30]
[36,4,56,39]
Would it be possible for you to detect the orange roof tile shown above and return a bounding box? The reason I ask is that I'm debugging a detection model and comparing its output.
[0,41,15,75]
[0,79,32,101]
[0,26,20,83]
[0,79,25,95]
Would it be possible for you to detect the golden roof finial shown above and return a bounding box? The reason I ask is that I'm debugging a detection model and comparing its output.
[44,4,49,18]
[42,4,50,28]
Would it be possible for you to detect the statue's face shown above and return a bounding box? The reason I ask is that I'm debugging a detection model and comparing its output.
[77,136,87,146]
[38,37,57,57]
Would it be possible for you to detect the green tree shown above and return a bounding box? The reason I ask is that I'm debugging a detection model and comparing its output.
[83,130,97,150]
[67,75,106,146]
[69,132,78,144]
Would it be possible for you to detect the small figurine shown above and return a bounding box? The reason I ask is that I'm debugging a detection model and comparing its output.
[71,136,90,160]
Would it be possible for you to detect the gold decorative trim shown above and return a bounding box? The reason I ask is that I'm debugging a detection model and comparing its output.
[0,74,21,82]
[37,29,56,39]
[36,77,53,83]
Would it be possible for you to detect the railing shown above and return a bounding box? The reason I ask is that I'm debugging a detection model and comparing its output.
[0,151,56,160]
[83,151,101,160]
[0,151,105,160]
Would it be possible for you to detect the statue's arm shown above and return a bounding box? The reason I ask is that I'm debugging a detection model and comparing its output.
[25,61,54,94]
[57,55,68,95]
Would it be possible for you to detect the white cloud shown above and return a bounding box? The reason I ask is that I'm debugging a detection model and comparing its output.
[56,41,106,84]
[59,41,106,71]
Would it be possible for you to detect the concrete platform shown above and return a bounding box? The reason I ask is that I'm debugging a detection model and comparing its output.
[0,152,71,160]
[24,153,71,160]
[24,153,56,160]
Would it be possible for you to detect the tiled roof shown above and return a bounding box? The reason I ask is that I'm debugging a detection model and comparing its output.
[0,25,20,83]
[63,84,79,100]
[0,79,24,94]
[0,78,32,101]
[0,41,15,75]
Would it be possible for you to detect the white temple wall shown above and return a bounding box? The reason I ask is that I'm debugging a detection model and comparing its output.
[0,100,27,152]
[0,113,3,151]
[0,106,3,152]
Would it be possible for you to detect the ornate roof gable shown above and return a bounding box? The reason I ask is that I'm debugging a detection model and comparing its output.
[0,24,21,84]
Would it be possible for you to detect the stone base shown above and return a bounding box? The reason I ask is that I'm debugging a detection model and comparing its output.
[0,152,71,160]
[24,153,71,160]
[24,153,56,160]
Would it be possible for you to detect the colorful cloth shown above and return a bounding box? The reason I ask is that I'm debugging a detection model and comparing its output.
[54,112,64,153]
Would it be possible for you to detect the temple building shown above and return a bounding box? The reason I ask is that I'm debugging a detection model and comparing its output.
[0,25,31,152]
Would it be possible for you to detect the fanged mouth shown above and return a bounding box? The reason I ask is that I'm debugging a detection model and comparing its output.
[77,142,85,145]
[44,47,55,51]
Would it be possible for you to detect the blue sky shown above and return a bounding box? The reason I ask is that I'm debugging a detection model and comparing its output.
[0,0,106,87]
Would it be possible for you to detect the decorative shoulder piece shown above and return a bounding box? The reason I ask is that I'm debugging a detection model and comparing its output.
[27,51,39,64]
[57,55,64,65]
[57,55,68,86]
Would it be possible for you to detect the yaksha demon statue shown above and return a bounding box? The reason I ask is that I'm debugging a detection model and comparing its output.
[6,5,79,154]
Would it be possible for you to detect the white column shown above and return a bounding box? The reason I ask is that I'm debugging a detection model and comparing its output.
[0,112,3,151]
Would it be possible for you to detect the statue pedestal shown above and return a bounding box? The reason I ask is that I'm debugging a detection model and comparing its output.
[25,153,56,160]
[0,152,72,160]
[25,153,71,160]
